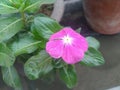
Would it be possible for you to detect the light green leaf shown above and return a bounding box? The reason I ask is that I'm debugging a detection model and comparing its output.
[24,0,56,13]
[76,28,81,33]
[86,36,100,49]
[32,16,62,39]
[1,66,22,89]
[9,0,24,6]
[24,50,53,80]
[9,33,41,56]
[59,65,77,88]
[0,43,15,67]
[0,17,23,42]
[10,0,26,10]
[80,47,105,67]
[0,0,18,14]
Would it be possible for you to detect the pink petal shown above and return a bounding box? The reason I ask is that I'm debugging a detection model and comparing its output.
[73,38,88,52]
[46,40,63,58]
[62,27,82,38]
[46,27,88,64]
[62,45,84,64]
[63,27,88,51]
[49,29,66,40]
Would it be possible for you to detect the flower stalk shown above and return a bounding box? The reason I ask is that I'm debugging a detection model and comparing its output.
[21,11,26,27]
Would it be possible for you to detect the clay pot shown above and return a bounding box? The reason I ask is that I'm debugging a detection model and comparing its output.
[83,0,120,34]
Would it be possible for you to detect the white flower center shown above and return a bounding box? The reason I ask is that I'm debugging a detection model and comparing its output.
[62,35,73,45]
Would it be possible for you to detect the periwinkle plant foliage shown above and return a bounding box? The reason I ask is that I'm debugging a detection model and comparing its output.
[0,0,105,89]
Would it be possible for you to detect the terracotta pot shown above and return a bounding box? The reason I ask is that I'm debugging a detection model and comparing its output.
[83,0,120,34]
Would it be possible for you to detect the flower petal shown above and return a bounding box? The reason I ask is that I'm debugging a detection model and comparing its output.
[61,27,88,51]
[63,27,82,39]
[49,29,66,40]
[73,38,88,52]
[46,40,64,58]
[62,45,84,64]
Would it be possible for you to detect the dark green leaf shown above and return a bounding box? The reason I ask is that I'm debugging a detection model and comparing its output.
[24,50,53,80]
[41,71,55,84]
[31,23,43,40]
[53,59,66,69]
[24,0,56,13]
[80,47,105,67]
[86,36,100,49]
[0,43,15,67]
[9,33,41,56]
[32,16,62,39]
[0,0,18,14]
[59,65,77,88]
[0,17,23,42]
[1,66,22,89]
[31,23,47,48]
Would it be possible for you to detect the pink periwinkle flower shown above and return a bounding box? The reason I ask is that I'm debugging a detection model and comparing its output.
[46,27,88,64]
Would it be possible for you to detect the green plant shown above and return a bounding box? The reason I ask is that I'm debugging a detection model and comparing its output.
[0,0,105,90]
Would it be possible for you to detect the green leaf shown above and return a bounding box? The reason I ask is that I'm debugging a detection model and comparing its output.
[59,65,77,88]
[0,43,15,67]
[9,0,23,4]
[9,0,24,6]
[53,59,66,69]
[41,71,55,84]
[24,0,56,13]
[80,47,105,67]
[0,0,18,14]
[32,16,62,39]
[9,33,41,56]
[0,17,23,42]
[31,23,47,48]
[86,36,100,49]
[24,50,53,80]
[31,23,43,40]
[1,66,22,89]
[76,28,81,33]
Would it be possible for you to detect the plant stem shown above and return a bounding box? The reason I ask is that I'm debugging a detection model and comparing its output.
[21,12,26,26]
